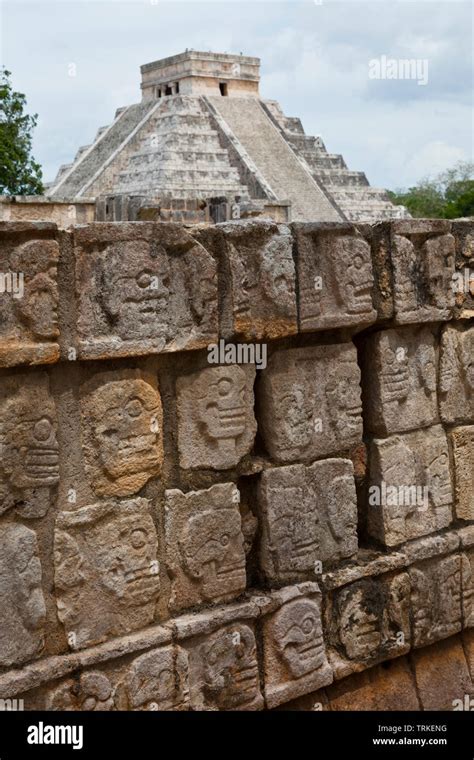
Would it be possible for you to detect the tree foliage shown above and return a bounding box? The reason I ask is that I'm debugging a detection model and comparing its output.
[388,161,474,219]
[0,68,44,195]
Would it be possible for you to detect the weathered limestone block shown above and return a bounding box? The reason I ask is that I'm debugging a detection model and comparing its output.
[0,523,46,668]
[177,364,257,470]
[362,326,438,436]
[74,223,218,359]
[462,549,474,628]
[215,220,297,340]
[258,459,358,582]
[80,370,163,497]
[293,223,376,332]
[451,220,474,317]
[326,573,411,680]
[258,343,362,463]
[0,223,60,366]
[410,554,463,647]
[188,622,263,711]
[165,483,246,612]
[262,587,333,708]
[411,636,473,711]
[439,323,474,424]
[451,427,474,521]
[326,657,420,711]
[367,425,453,547]
[390,220,455,323]
[54,499,160,649]
[47,671,115,711]
[0,372,59,519]
[125,646,189,711]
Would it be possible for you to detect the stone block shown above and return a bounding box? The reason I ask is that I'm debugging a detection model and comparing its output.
[80,369,163,497]
[326,657,420,711]
[74,223,218,359]
[293,223,376,332]
[258,343,362,463]
[439,323,474,424]
[54,499,160,649]
[410,554,463,647]
[411,636,473,711]
[0,523,46,668]
[188,622,263,711]
[451,427,474,521]
[367,425,453,547]
[451,220,474,318]
[0,372,59,519]
[262,588,333,708]
[258,459,358,582]
[0,223,60,366]
[124,646,190,711]
[215,220,298,340]
[326,573,411,679]
[177,364,256,470]
[390,220,455,323]
[47,671,116,711]
[362,326,438,436]
[165,483,246,612]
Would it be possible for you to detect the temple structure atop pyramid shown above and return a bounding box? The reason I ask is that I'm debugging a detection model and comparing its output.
[46,51,408,222]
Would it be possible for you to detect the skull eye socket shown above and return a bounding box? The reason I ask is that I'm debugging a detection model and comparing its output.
[33,417,52,441]
[136,271,152,288]
[126,398,144,418]
[130,529,147,549]
[301,616,315,635]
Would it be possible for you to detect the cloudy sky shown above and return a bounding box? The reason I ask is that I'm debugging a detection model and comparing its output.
[0,0,472,190]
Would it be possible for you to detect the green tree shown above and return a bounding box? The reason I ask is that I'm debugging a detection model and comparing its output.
[0,68,43,195]
[388,161,474,219]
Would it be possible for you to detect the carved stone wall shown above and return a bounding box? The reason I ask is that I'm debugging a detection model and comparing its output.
[0,218,472,711]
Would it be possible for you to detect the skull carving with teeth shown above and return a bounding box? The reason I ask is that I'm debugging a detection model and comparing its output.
[199,624,263,710]
[81,375,163,497]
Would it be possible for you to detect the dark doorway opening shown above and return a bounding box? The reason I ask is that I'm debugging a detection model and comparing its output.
[219,82,228,96]
[165,85,173,96]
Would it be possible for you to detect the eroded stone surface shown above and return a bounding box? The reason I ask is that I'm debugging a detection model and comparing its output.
[47,671,115,710]
[294,224,376,331]
[362,326,438,436]
[75,223,218,359]
[410,554,463,647]
[0,230,60,366]
[217,220,297,340]
[326,573,411,679]
[368,425,453,547]
[189,623,263,710]
[165,483,246,612]
[439,323,474,424]
[54,499,160,649]
[462,550,474,628]
[80,371,163,497]
[391,224,455,323]
[263,591,333,708]
[177,364,256,470]
[125,646,189,711]
[452,220,474,317]
[411,636,473,711]
[0,523,46,668]
[258,459,358,582]
[0,372,59,519]
[451,427,474,521]
[259,344,362,463]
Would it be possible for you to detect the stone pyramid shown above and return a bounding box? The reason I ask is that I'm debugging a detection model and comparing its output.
[47,51,408,222]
